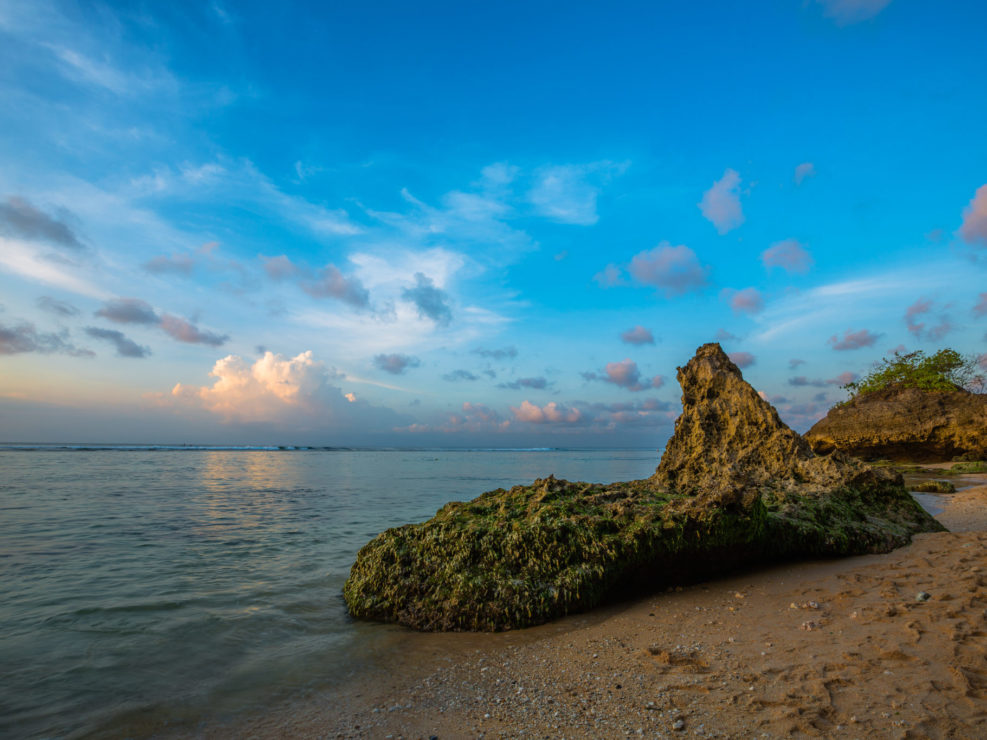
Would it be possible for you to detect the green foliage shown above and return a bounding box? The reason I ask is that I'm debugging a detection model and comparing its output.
[950,461,987,473]
[843,349,985,400]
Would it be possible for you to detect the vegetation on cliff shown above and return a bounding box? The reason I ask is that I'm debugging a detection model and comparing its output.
[841,349,985,400]
[345,344,944,632]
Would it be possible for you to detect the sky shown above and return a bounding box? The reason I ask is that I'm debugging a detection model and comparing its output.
[1,0,986,447]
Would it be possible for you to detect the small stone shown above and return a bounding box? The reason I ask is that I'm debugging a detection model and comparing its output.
[673,718,686,731]
[916,591,931,602]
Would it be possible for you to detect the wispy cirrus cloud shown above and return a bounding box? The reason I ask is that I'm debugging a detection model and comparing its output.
[815,0,893,26]
[527,161,626,226]
[698,169,744,234]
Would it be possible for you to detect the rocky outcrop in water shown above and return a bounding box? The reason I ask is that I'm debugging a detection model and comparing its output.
[804,386,987,462]
[344,343,943,632]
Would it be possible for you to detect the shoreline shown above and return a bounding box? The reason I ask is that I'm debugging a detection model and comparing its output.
[185,476,987,740]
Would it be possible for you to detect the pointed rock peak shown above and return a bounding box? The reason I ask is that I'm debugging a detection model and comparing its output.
[653,343,817,493]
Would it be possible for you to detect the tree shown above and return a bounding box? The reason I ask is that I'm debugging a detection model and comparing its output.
[842,349,985,400]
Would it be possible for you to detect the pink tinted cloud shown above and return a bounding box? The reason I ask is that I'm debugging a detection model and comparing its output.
[593,263,624,288]
[974,293,987,318]
[724,287,764,315]
[728,351,755,369]
[905,298,953,342]
[698,168,744,234]
[761,239,814,275]
[628,242,709,297]
[793,162,816,185]
[959,184,987,245]
[828,329,881,351]
[511,400,582,424]
[620,325,655,345]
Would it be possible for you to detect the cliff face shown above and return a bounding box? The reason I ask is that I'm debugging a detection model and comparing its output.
[804,386,987,462]
[344,343,943,632]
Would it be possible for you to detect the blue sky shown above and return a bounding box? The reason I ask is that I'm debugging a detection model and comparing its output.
[1,0,986,446]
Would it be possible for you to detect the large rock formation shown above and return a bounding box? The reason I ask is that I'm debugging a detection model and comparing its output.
[344,343,943,632]
[805,386,987,462]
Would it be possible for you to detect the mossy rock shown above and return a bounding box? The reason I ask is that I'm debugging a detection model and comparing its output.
[344,476,766,631]
[908,479,957,493]
[344,344,945,633]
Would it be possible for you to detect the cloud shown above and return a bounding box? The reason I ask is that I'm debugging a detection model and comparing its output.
[620,325,655,345]
[402,272,452,326]
[143,253,196,276]
[794,162,816,185]
[527,162,625,225]
[95,297,228,346]
[96,298,159,325]
[974,293,987,318]
[36,296,80,317]
[0,320,93,356]
[472,346,518,361]
[959,184,987,246]
[374,353,420,375]
[511,400,582,424]
[593,263,625,288]
[904,298,953,342]
[584,359,664,392]
[261,254,301,281]
[789,358,806,369]
[724,287,764,315]
[628,242,709,297]
[828,329,881,350]
[159,314,229,346]
[761,239,814,275]
[815,0,893,26]
[301,264,370,308]
[84,327,150,358]
[443,369,479,382]
[728,351,756,369]
[715,328,738,342]
[171,351,367,425]
[698,169,744,234]
[498,377,550,390]
[0,196,84,249]
[789,372,860,388]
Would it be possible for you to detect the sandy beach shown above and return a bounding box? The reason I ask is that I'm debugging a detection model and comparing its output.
[199,477,987,740]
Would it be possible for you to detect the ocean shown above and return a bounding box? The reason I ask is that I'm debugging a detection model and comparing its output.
[0,446,659,739]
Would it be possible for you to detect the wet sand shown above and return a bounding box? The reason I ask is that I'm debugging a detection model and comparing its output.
[199,478,987,740]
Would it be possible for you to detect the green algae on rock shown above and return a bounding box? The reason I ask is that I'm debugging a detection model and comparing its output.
[344,343,944,632]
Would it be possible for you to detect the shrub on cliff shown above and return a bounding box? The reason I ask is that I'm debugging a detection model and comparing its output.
[842,349,985,400]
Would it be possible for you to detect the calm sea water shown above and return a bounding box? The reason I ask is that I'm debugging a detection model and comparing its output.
[0,447,658,739]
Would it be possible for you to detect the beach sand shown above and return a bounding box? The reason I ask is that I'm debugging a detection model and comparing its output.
[204,478,987,740]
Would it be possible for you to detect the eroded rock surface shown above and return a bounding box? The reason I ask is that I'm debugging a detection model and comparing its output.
[344,343,944,632]
[805,386,987,462]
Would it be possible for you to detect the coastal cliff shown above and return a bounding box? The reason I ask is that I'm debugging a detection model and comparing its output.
[805,386,987,462]
[344,343,943,632]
